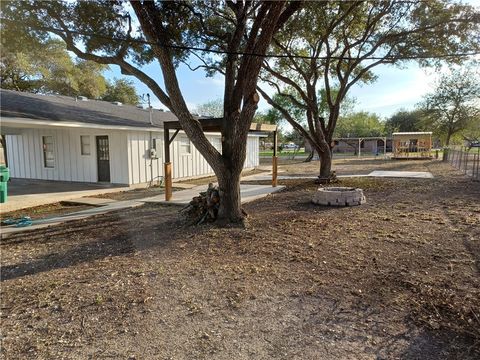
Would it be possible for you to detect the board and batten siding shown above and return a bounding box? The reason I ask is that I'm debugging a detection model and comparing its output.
[6,128,129,184]
[127,132,261,184]
[6,127,261,185]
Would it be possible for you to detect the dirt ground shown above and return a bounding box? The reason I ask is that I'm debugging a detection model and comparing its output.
[89,185,174,201]
[1,160,479,359]
[0,202,94,222]
[178,168,270,186]
[268,157,432,176]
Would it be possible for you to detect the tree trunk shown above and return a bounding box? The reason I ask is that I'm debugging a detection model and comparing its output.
[304,138,316,162]
[445,130,452,146]
[319,149,333,179]
[305,151,314,162]
[217,168,244,223]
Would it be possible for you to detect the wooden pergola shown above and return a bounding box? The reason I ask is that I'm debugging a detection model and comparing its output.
[163,118,278,201]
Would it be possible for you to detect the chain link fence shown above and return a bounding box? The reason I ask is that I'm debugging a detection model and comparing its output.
[444,148,480,181]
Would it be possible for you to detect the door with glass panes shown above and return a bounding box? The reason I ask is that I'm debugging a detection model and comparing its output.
[96,136,110,182]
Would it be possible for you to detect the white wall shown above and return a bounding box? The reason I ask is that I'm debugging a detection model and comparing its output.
[127,131,163,185]
[245,136,260,168]
[6,128,129,184]
[127,132,261,184]
[6,126,261,185]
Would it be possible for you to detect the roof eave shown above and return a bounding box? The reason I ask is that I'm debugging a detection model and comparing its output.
[1,117,164,132]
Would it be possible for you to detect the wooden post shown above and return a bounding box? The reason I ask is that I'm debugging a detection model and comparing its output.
[164,162,172,201]
[164,127,172,201]
[272,130,278,187]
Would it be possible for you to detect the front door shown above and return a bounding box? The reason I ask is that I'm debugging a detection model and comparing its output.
[96,136,110,182]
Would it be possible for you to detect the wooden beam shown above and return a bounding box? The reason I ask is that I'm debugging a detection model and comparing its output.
[272,156,278,187]
[169,129,180,145]
[250,123,277,132]
[164,128,172,201]
[163,119,277,133]
[164,128,170,163]
[164,162,172,201]
[272,130,278,187]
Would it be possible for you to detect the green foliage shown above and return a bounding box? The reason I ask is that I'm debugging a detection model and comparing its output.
[385,109,427,134]
[0,15,141,102]
[261,0,480,166]
[418,68,480,145]
[0,24,109,98]
[335,112,386,138]
[101,78,139,105]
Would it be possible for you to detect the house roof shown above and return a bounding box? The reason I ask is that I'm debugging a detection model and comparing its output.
[0,89,184,129]
[392,132,432,136]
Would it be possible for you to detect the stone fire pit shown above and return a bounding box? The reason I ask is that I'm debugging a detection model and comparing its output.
[312,187,366,207]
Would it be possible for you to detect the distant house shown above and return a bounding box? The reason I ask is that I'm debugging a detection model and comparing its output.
[332,138,391,155]
[304,137,393,158]
[0,90,261,185]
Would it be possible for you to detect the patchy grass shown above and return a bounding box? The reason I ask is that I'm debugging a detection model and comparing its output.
[1,160,479,359]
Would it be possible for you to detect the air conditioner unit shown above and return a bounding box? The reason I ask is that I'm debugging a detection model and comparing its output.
[149,148,158,159]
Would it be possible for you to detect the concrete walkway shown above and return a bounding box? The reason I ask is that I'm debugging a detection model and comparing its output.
[367,171,434,179]
[1,200,144,237]
[2,179,209,214]
[241,170,434,181]
[142,184,286,206]
[1,184,285,238]
[1,179,130,213]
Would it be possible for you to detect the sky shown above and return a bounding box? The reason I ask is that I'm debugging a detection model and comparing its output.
[105,55,452,120]
[104,0,480,122]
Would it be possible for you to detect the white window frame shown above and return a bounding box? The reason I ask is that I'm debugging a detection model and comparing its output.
[42,135,55,169]
[80,135,91,155]
[210,137,222,152]
[180,137,191,155]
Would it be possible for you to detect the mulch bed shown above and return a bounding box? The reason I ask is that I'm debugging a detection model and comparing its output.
[1,160,479,359]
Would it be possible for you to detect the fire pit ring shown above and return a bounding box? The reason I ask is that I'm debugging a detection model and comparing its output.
[312,187,366,207]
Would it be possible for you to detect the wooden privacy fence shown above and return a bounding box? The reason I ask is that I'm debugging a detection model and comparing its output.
[445,148,480,181]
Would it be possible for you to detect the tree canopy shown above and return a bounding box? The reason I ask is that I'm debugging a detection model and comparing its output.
[0,20,109,98]
[1,0,301,222]
[1,19,140,102]
[385,109,426,135]
[419,68,480,145]
[258,0,480,178]
[101,78,139,105]
[194,98,224,118]
[335,112,385,138]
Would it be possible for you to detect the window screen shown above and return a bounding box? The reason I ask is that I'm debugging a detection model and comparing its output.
[42,136,55,168]
[81,135,91,155]
[180,137,191,154]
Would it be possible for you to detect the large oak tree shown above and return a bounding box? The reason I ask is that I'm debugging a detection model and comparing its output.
[419,68,480,145]
[258,0,480,179]
[2,0,301,223]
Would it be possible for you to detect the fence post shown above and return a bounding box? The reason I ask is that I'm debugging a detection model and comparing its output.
[464,151,468,174]
[475,153,479,181]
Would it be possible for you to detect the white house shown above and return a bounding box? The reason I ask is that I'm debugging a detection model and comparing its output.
[0,90,261,185]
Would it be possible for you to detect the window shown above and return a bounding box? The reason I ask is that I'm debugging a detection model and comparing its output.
[42,136,55,168]
[210,137,222,152]
[81,135,91,155]
[180,137,191,154]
